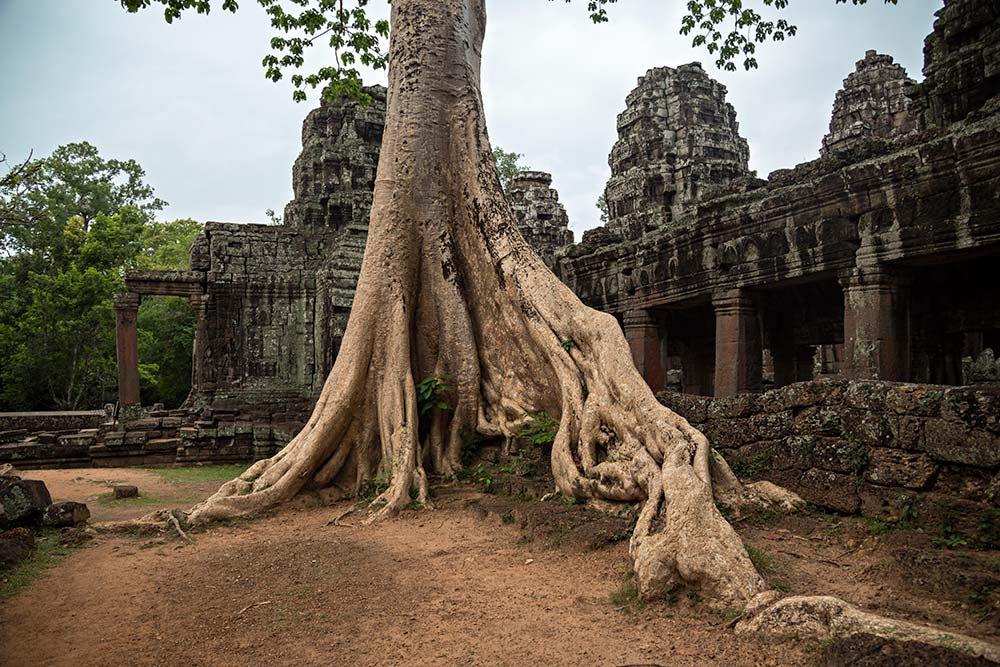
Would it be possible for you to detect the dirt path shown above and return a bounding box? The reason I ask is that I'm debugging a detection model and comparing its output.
[1,490,805,667]
[4,468,1000,666]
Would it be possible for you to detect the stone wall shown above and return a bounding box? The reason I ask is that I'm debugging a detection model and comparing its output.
[506,170,573,265]
[658,380,1000,526]
[0,411,105,434]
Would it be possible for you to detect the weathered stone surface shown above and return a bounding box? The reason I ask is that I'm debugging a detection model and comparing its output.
[659,378,1000,516]
[821,50,922,158]
[602,63,752,241]
[113,485,139,499]
[0,477,52,528]
[798,468,861,514]
[909,0,1000,128]
[42,501,91,527]
[865,448,937,489]
[924,418,1000,466]
[506,171,573,265]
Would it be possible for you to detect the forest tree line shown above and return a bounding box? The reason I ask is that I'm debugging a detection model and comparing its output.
[0,142,200,411]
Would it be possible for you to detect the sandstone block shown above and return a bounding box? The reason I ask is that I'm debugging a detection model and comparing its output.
[113,485,139,499]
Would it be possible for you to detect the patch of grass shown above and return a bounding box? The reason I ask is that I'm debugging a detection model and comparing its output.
[0,530,87,600]
[501,510,515,524]
[934,508,972,549]
[969,585,994,606]
[610,572,644,613]
[456,463,497,493]
[686,590,704,605]
[933,533,971,549]
[95,491,167,507]
[358,474,391,503]
[863,516,909,536]
[745,543,774,573]
[977,509,1000,548]
[710,606,745,624]
[771,581,791,593]
[144,464,249,483]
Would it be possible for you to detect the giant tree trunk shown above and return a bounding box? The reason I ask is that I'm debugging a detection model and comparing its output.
[188,0,777,605]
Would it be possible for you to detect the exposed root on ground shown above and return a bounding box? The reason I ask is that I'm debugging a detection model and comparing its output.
[738,594,1000,662]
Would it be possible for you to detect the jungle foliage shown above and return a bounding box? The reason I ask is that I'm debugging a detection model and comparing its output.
[0,142,200,410]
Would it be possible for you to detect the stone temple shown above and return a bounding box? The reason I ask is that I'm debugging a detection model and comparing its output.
[3,0,1000,527]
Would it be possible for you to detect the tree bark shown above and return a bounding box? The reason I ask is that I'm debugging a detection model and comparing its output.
[188,0,791,605]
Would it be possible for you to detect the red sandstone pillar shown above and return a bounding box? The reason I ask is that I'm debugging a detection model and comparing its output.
[841,269,907,381]
[623,309,665,393]
[712,289,762,397]
[114,293,141,406]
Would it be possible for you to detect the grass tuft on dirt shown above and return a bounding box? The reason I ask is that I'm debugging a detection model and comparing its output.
[0,530,86,601]
[95,492,167,507]
[143,465,250,483]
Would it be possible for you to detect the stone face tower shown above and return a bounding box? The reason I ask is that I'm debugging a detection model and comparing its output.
[283,85,386,229]
[506,170,574,265]
[821,51,922,158]
[603,63,750,240]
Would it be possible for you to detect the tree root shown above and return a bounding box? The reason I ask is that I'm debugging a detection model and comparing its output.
[738,594,1000,662]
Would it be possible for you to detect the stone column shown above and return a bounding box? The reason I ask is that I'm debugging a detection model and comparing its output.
[623,309,665,393]
[113,292,141,406]
[188,293,210,394]
[713,289,762,397]
[841,269,907,381]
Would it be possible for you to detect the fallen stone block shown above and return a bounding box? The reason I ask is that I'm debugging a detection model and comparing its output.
[42,501,91,527]
[0,477,53,528]
[113,485,139,499]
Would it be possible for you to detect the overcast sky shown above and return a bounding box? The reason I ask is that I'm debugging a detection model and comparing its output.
[1,0,941,236]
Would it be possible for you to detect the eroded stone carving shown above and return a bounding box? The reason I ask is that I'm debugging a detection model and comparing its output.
[820,50,922,158]
[506,170,574,265]
[604,63,751,240]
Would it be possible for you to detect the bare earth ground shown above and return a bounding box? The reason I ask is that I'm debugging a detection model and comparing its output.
[2,468,1000,666]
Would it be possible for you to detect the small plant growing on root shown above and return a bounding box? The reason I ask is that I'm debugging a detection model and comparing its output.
[416,373,454,416]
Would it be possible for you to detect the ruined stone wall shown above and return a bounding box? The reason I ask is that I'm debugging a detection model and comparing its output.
[557,0,1000,395]
[821,50,922,158]
[659,380,1000,528]
[604,63,751,240]
[911,0,1000,128]
[506,170,573,265]
[185,86,386,421]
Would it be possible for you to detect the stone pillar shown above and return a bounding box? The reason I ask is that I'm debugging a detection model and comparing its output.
[113,293,141,406]
[188,293,210,393]
[841,269,907,381]
[713,289,762,397]
[623,309,665,393]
